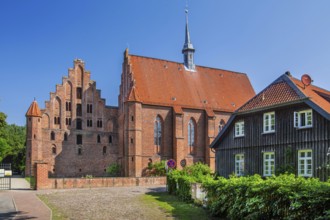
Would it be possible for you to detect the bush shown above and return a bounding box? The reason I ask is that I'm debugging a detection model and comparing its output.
[167,162,213,202]
[144,160,167,176]
[106,163,121,177]
[202,174,330,219]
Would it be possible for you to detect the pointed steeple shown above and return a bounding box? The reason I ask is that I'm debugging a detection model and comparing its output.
[26,100,42,117]
[182,8,195,71]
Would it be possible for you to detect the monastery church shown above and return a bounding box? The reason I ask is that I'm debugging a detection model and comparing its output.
[25,12,255,177]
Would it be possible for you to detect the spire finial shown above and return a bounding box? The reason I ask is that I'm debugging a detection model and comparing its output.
[182,3,195,71]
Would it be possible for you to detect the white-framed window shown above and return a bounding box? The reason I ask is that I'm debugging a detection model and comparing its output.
[263,152,275,176]
[263,112,275,133]
[235,121,244,137]
[235,154,244,176]
[294,109,313,128]
[298,150,312,177]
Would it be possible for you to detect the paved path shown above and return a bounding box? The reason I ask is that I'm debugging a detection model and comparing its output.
[0,177,51,220]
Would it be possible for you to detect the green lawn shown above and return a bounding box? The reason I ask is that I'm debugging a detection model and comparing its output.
[140,192,214,220]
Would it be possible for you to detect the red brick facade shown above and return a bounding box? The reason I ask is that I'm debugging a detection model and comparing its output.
[26,51,255,178]
[26,59,119,177]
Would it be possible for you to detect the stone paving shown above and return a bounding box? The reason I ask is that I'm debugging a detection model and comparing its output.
[0,176,51,220]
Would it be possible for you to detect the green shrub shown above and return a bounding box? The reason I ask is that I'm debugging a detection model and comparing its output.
[167,162,213,202]
[106,163,121,177]
[202,174,330,219]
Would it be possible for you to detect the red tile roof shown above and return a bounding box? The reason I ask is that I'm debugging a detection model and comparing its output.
[26,100,42,117]
[237,73,330,115]
[291,77,330,114]
[238,81,302,112]
[128,55,255,112]
[127,86,141,102]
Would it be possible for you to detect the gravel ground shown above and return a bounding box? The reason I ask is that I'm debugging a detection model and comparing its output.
[37,186,172,220]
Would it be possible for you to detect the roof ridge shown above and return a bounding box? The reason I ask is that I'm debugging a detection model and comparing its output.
[129,54,247,75]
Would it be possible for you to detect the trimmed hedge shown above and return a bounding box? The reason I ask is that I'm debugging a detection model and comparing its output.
[167,163,330,219]
[203,174,330,219]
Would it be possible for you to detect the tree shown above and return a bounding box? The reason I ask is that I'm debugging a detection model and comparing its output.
[0,112,26,172]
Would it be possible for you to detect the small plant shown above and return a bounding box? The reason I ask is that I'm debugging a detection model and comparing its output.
[85,175,93,179]
[145,160,166,176]
[106,163,121,177]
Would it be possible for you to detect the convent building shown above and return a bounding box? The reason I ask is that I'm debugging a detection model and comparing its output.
[25,11,255,177]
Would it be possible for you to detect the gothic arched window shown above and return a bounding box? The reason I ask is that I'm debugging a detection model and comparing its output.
[97,135,101,143]
[103,146,107,155]
[188,118,195,147]
[154,116,162,154]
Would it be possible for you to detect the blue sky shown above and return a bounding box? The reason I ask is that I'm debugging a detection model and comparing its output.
[1,1,330,126]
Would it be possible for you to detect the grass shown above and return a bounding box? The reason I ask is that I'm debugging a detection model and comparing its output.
[140,192,212,220]
[37,195,68,220]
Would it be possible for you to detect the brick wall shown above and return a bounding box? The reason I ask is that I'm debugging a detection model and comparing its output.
[35,163,166,190]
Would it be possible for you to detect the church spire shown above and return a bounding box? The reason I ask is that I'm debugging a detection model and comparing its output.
[182,8,195,71]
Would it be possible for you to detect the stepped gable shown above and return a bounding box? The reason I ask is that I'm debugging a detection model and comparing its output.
[128,55,255,112]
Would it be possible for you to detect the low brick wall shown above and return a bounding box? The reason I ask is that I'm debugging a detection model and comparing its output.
[34,163,166,190]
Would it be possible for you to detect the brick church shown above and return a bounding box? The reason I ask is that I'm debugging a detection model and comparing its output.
[25,11,255,177]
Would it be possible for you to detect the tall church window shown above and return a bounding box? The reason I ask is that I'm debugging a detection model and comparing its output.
[76,87,82,99]
[188,118,196,154]
[109,135,112,144]
[154,116,162,154]
[51,131,55,141]
[103,146,107,155]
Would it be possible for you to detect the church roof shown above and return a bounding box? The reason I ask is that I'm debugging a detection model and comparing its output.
[26,100,42,117]
[128,55,255,112]
[127,86,141,102]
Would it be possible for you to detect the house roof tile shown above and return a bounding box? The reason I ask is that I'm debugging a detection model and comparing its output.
[237,74,330,114]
